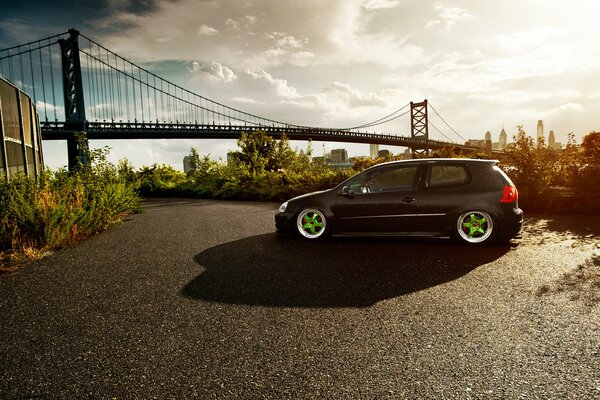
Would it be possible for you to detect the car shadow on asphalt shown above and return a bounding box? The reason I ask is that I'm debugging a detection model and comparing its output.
[181,234,510,308]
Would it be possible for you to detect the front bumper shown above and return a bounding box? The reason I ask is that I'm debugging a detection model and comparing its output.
[275,212,295,237]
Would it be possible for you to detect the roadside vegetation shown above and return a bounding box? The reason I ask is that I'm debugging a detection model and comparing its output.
[135,131,355,201]
[0,143,140,270]
[499,128,600,212]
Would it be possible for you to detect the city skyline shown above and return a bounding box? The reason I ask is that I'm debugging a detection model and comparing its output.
[1,1,598,169]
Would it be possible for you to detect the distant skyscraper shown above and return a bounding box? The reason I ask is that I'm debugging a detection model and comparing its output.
[537,120,544,140]
[369,144,379,158]
[183,156,193,173]
[485,131,491,141]
[377,149,391,158]
[499,128,507,149]
[548,130,556,149]
[331,148,348,164]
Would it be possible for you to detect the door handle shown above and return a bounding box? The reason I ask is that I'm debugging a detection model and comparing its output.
[402,197,415,203]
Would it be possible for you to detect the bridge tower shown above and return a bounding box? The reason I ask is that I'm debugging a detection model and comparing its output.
[58,29,88,170]
[410,100,429,158]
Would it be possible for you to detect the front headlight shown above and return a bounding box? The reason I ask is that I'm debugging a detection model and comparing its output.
[278,201,288,213]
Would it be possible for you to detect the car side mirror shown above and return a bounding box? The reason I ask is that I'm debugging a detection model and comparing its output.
[340,186,355,199]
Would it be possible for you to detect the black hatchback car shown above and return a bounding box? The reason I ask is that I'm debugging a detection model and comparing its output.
[275,158,523,244]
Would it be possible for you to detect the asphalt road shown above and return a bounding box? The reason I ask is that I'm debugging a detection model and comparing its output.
[1,198,599,399]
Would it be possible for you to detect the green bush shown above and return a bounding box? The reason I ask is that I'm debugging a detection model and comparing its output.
[1,139,141,268]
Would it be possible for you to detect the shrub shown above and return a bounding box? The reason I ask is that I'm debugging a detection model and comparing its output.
[0,137,141,268]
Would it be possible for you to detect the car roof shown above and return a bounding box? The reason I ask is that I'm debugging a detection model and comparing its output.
[365,158,498,170]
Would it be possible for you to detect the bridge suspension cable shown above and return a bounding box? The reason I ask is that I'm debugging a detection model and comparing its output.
[345,103,410,130]
[79,33,308,129]
[0,33,69,122]
[428,102,467,142]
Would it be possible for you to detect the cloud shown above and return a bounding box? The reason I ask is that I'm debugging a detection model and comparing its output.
[557,102,583,111]
[425,3,473,30]
[258,32,311,64]
[225,18,239,30]
[36,101,65,120]
[323,81,387,107]
[424,20,441,29]
[197,24,218,36]
[362,0,403,10]
[242,69,299,99]
[190,61,237,82]
[291,51,315,59]
[494,27,565,51]
[225,15,256,32]
[232,97,263,105]
[265,32,305,49]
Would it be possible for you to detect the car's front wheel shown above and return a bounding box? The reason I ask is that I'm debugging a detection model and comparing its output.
[456,211,495,244]
[296,208,328,240]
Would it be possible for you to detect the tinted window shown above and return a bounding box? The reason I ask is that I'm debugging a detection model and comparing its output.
[429,165,468,187]
[346,165,417,193]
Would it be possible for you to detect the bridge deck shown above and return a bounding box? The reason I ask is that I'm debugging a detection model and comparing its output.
[41,121,484,152]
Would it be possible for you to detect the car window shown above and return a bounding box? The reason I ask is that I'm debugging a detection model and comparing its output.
[347,165,417,193]
[428,165,469,187]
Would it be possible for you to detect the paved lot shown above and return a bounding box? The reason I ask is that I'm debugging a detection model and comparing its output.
[1,198,599,399]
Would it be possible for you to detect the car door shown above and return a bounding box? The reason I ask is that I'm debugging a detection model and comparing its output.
[416,162,471,236]
[333,163,422,234]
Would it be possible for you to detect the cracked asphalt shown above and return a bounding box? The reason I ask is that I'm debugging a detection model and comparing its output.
[1,198,599,399]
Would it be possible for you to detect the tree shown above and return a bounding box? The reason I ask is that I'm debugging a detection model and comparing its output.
[431,145,468,158]
[499,126,556,209]
[577,132,600,208]
[229,131,275,174]
[187,147,219,178]
[229,130,299,174]
[582,132,600,162]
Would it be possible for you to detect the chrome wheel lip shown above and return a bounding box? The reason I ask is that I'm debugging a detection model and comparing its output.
[296,208,327,239]
[457,211,494,244]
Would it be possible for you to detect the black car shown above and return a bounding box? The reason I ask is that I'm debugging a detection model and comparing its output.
[275,158,523,244]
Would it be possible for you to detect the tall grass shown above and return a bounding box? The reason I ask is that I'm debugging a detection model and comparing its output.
[0,146,141,269]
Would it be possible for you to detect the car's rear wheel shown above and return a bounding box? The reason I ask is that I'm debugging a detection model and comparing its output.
[456,211,494,244]
[296,208,328,240]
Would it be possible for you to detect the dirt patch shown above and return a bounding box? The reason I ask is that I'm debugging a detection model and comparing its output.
[537,255,600,306]
[523,215,600,246]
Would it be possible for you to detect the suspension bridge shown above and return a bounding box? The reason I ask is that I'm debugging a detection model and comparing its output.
[0,29,485,169]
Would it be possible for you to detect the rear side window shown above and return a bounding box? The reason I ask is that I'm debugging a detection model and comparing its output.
[428,165,469,187]
[369,166,417,191]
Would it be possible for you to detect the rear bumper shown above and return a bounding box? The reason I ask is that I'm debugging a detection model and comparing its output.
[501,206,524,240]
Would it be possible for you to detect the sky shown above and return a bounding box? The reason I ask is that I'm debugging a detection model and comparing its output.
[1,0,599,169]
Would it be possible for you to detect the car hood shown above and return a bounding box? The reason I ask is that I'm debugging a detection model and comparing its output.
[288,189,330,203]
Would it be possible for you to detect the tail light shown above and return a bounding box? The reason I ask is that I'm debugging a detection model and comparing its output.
[500,185,518,203]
